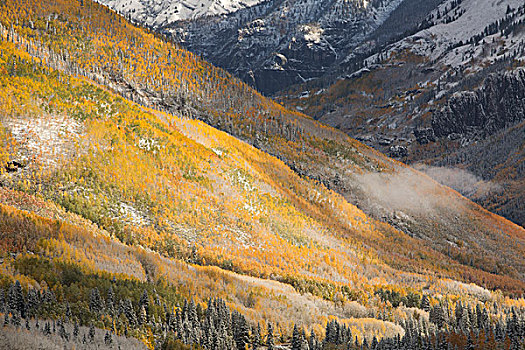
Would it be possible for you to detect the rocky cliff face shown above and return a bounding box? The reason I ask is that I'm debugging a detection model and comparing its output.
[427,68,525,227]
[432,68,525,140]
[98,0,444,95]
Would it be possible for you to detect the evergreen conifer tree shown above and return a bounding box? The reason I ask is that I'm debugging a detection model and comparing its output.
[362,336,368,350]
[43,322,51,335]
[371,336,378,350]
[292,324,301,350]
[89,288,103,313]
[65,302,72,321]
[430,304,446,329]
[0,289,4,313]
[107,286,115,315]
[233,312,250,350]
[140,290,149,316]
[74,322,79,338]
[266,323,274,350]
[11,310,21,327]
[58,322,68,340]
[123,298,138,326]
[300,329,309,350]
[139,304,147,325]
[309,330,317,350]
[421,295,431,312]
[26,288,40,318]
[105,331,113,345]
[252,323,261,349]
[467,332,475,350]
[8,281,25,318]
[89,323,96,342]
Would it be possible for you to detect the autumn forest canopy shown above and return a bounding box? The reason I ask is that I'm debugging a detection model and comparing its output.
[0,0,524,349]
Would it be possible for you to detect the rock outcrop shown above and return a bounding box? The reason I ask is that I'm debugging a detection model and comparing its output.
[432,68,525,139]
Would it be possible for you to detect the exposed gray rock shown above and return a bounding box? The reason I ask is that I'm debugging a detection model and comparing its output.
[414,128,436,144]
[389,145,408,158]
[432,68,525,140]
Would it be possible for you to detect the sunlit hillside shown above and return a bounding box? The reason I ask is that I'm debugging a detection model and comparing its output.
[0,34,494,297]
[0,0,524,294]
[0,0,524,349]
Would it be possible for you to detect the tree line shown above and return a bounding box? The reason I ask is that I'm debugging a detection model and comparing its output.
[2,279,525,349]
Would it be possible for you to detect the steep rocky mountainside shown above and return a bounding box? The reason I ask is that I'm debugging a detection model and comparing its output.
[95,0,265,25]
[98,0,447,95]
[428,69,525,225]
[161,0,407,94]
[281,0,525,227]
[432,69,525,139]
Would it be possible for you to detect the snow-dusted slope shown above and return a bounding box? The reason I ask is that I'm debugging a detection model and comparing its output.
[96,0,265,27]
[163,0,405,93]
[372,0,525,68]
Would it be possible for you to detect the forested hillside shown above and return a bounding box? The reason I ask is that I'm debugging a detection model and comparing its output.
[0,0,524,349]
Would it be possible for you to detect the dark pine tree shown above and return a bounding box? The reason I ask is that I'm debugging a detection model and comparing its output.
[267,323,275,350]
[8,281,25,318]
[89,288,103,314]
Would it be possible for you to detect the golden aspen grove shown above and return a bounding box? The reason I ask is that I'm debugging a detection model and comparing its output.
[0,0,524,349]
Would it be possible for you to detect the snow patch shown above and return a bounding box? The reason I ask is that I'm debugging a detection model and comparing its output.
[385,0,525,69]
[238,19,266,41]
[117,202,150,226]
[231,169,256,192]
[211,147,223,157]
[137,138,159,153]
[96,0,265,27]
[300,24,324,44]
[5,115,83,168]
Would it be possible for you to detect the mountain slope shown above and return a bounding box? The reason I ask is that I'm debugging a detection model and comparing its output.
[102,0,525,227]
[96,0,265,25]
[0,33,415,344]
[0,0,525,348]
[1,13,522,294]
[158,0,406,94]
[1,0,524,293]
[280,0,525,227]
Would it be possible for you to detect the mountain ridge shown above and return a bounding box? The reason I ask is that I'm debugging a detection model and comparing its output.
[161,0,405,94]
[95,0,266,25]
